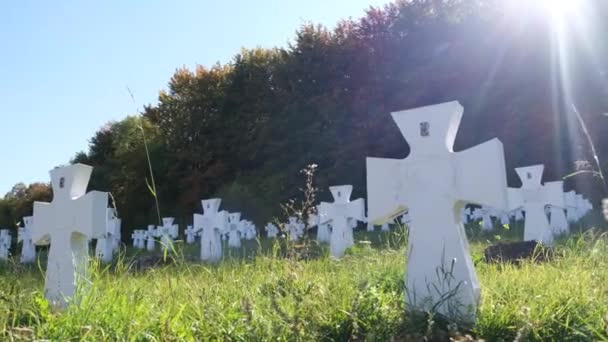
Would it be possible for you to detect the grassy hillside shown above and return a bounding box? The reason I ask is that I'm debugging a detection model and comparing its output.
[0,230,607,341]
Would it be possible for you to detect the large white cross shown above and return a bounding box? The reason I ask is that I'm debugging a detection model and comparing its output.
[508,165,564,245]
[366,101,507,320]
[319,185,365,258]
[31,164,108,308]
[19,216,36,263]
[193,199,228,262]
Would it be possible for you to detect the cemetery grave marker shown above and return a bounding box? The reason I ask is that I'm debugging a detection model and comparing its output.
[227,213,243,248]
[31,164,108,308]
[193,199,228,262]
[319,185,365,258]
[366,101,508,320]
[508,165,564,245]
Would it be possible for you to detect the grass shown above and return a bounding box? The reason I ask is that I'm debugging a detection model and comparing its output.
[0,228,607,341]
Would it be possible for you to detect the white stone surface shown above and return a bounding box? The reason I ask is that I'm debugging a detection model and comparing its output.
[0,229,11,260]
[185,225,196,244]
[146,225,157,251]
[112,217,121,250]
[131,230,140,248]
[19,217,36,263]
[472,207,494,231]
[193,199,228,262]
[95,208,117,263]
[508,165,564,245]
[286,217,304,241]
[319,185,365,258]
[136,230,146,249]
[227,213,243,248]
[549,205,569,235]
[265,223,279,238]
[366,101,508,320]
[380,223,390,232]
[157,218,178,253]
[31,164,108,308]
[310,211,331,243]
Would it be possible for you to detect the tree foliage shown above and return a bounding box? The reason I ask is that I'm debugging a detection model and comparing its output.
[3,0,608,231]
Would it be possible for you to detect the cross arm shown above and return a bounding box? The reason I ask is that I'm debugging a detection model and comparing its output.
[454,138,508,210]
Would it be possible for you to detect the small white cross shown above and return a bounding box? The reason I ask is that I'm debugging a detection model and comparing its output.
[193,199,228,262]
[319,185,365,258]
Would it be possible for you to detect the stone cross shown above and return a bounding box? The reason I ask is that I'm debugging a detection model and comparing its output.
[286,217,304,241]
[95,208,117,263]
[31,164,108,308]
[472,206,494,231]
[19,216,36,263]
[319,185,365,258]
[185,225,196,244]
[508,165,564,245]
[137,230,146,249]
[131,230,139,248]
[146,225,157,251]
[227,213,243,248]
[265,223,279,238]
[366,101,508,321]
[243,221,256,240]
[193,199,228,262]
[157,218,178,253]
[0,229,11,260]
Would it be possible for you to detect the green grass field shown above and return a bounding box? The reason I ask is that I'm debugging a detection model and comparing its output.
[0,227,607,341]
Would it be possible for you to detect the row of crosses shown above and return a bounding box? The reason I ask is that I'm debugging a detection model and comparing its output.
[29,101,594,322]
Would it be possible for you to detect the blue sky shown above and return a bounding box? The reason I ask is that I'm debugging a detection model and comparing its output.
[0,0,391,195]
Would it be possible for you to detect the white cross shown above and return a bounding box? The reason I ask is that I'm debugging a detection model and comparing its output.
[156,218,178,253]
[0,229,11,260]
[184,225,196,244]
[31,164,108,308]
[193,199,228,262]
[95,208,117,263]
[366,101,508,320]
[472,206,494,231]
[227,213,243,248]
[285,217,305,241]
[19,217,36,263]
[146,225,157,251]
[131,230,140,248]
[319,185,365,258]
[243,221,256,240]
[508,165,564,245]
[265,223,279,238]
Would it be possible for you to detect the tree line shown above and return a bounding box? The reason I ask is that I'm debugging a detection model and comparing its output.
[2,0,607,232]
